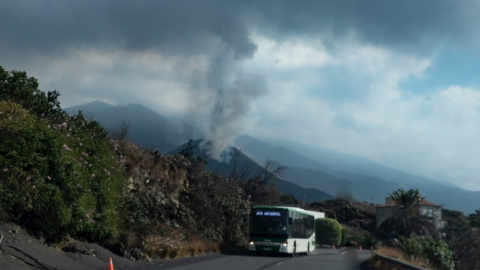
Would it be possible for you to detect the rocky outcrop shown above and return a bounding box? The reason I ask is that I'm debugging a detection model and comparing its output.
[0,222,138,270]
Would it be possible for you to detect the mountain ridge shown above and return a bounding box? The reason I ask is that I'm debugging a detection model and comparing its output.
[234,134,480,213]
[168,139,334,203]
[65,101,480,213]
[66,101,182,152]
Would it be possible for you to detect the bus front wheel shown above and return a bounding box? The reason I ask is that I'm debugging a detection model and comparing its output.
[304,243,310,255]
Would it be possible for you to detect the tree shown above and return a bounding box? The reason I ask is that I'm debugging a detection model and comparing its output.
[389,188,421,214]
[179,158,251,243]
[109,118,130,141]
[228,148,255,183]
[243,160,286,205]
[280,193,299,206]
[0,66,62,118]
[225,148,287,205]
[381,188,434,236]
[442,209,477,270]
[468,209,480,227]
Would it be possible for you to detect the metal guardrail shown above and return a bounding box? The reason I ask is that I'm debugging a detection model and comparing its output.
[373,252,429,270]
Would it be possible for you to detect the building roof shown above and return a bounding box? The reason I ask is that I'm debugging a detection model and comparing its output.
[376,198,441,208]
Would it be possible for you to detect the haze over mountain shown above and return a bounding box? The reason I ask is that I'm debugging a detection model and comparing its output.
[169,139,333,203]
[233,135,480,213]
[66,101,480,213]
[66,101,187,153]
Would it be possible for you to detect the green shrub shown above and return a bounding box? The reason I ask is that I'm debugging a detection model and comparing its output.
[0,99,125,242]
[341,227,347,246]
[355,234,379,249]
[399,234,455,270]
[315,218,342,246]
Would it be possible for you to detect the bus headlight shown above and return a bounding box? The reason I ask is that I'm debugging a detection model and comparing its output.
[249,240,255,246]
[281,241,288,247]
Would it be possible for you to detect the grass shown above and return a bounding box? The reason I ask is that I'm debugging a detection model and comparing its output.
[143,231,219,259]
[375,246,433,269]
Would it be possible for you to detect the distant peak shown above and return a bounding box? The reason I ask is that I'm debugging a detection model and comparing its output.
[75,100,115,108]
[88,100,114,106]
[64,100,114,114]
[116,103,145,108]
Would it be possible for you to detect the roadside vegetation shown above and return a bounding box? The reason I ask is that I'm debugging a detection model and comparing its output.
[315,218,342,247]
[0,66,286,259]
[0,67,124,242]
[369,188,455,269]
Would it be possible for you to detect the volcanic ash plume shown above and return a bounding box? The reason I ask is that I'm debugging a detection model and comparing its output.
[203,68,267,160]
[197,27,267,160]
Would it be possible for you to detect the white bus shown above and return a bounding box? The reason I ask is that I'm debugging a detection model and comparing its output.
[248,206,324,256]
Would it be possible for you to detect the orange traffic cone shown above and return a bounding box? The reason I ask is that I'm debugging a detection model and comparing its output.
[108,257,114,270]
[359,245,362,251]
[333,245,336,250]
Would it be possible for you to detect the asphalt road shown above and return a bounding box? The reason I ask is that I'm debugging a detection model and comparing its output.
[128,248,373,270]
[0,223,372,270]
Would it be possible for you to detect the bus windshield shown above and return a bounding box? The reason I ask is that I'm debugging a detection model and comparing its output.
[249,208,288,238]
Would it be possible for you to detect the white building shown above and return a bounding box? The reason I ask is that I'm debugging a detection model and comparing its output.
[376,197,444,231]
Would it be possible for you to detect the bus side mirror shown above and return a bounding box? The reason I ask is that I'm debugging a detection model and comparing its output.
[289,217,292,225]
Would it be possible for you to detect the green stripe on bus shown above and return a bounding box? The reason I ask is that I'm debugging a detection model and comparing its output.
[250,237,287,243]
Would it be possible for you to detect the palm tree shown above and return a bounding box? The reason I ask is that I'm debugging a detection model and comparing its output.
[383,188,433,236]
[389,188,421,216]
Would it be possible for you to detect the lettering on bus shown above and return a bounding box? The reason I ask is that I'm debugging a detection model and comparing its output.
[255,211,281,216]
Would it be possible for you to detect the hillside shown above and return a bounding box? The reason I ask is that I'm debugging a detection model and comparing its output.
[169,139,333,203]
[66,102,184,152]
[0,67,252,265]
[65,101,480,213]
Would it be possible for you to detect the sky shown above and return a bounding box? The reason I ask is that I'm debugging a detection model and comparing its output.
[2,1,480,191]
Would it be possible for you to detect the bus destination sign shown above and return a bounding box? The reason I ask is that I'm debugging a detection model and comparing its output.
[255,211,281,216]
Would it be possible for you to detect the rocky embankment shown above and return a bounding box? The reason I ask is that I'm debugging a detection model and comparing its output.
[0,222,138,270]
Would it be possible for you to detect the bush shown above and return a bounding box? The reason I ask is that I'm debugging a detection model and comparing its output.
[341,227,347,246]
[0,100,125,242]
[315,218,342,246]
[399,234,455,270]
[355,234,379,249]
[181,160,251,243]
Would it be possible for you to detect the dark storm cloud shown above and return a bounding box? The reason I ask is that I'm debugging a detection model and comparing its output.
[252,0,479,53]
[0,0,259,58]
[2,1,478,58]
[2,0,480,166]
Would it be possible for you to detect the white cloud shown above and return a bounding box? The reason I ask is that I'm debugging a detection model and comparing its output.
[329,84,480,190]
[246,34,480,190]
[28,48,211,116]
[39,33,480,191]
[252,35,336,69]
